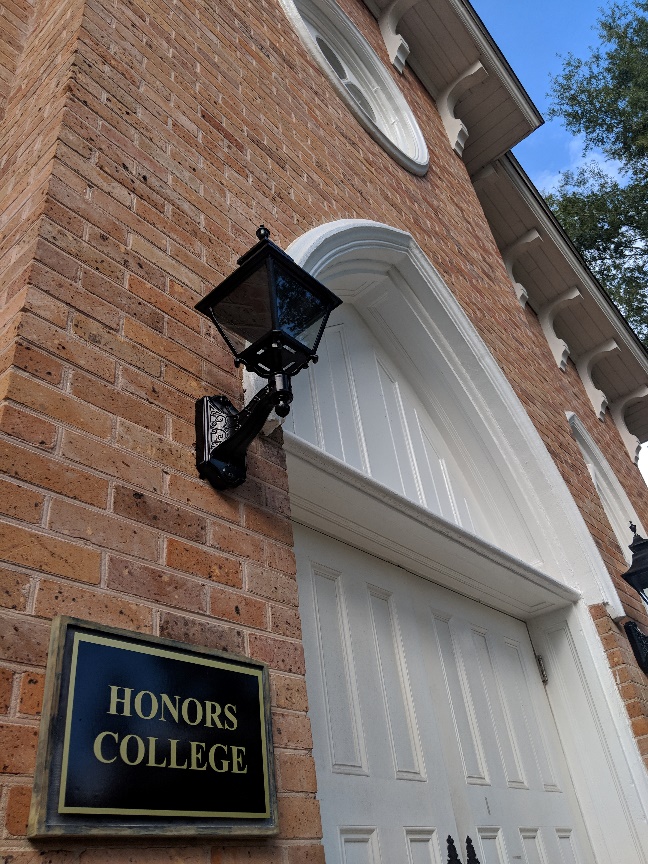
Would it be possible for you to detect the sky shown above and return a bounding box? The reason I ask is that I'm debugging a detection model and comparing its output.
[468,0,648,483]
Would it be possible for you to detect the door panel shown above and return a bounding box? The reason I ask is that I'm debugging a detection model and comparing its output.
[295,525,592,864]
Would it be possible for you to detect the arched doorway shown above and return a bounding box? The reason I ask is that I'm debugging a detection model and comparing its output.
[283,220,648,863]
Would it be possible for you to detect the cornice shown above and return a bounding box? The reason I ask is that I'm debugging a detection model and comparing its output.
[476,152,648,448]
[362,0,542,171]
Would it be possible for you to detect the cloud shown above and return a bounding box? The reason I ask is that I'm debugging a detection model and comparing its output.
[532,132,624,194]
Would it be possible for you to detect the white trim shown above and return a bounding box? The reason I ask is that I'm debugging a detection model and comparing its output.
[610,386,648,464]
[285,432,580,618]
[575,340,618,421]
[285,219,648,862]
[567,411,645,561]
[287,219,624,615]
[538,287,580,372]
[501,228,542,308]
[436,61,488,157]
[377,0,417,72]
[278,0,429,175]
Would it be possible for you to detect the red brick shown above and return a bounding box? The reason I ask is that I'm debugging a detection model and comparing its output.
[244,504,293,545]
[211,848,283,864]
[283,845,326,864]
[209,521,264,562]
[82,268,165,332]
[113,485,207,543]
[277,796,322,839]
[168,474,241,523]
[81,849,210,864]
[18,311,116,381]
[6,783,31,835]
[265,542,297,576]
[0,522,101,583]
[72,313,162,377]
[0,667,13,713]
[210,586,267,629]
[0,403,57,450]
[60,429,164,493]
[247,565,299,607]
[116,419,195,474]
[249,633,305,675]
[2,372,113,438]
[107,556,206,613]
[128,274,200,332]
[271,675,308,712]
[0,567,30,611]
[122,318,202,376]
[0,477,44,524]
[158,611,245,655]
[166,538,242,588]
[270,605,302,640]
[7,342,65,386]
[0,438,108,507]
[0,722,39,773]
[277,752,317,793]
[70,369,167,435]
[18,672,45,716]
[48,498,160,560]
[35,578,153,631]
[120,364,196,423]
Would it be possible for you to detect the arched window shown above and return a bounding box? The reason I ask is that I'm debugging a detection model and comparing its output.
[278,0,429,175]
[567,411,644,563]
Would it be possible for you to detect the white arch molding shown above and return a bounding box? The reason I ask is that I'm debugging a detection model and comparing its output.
[283,219,648,863]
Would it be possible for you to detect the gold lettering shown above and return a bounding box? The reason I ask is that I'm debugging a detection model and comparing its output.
[208,743,229,772]
[169,739,188,769]
[190,740,208,770]
[160,693,180,723]
[147,736,167,768]
[119,734,145,766]
[134,690,158,720]
[224,703,237,730]
[231,745,247,773]
[93,731,118,763]
[205,701,223,728]
[108,685,133,716]
[181,697,203,726]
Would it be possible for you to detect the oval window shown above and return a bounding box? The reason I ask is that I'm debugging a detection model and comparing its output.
[279,0,429,175]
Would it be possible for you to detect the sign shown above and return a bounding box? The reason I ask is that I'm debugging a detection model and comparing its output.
[29,617,278,837]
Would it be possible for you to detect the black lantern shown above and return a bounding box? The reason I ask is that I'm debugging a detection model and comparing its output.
[621,523,648,605]
[194,226,342,490]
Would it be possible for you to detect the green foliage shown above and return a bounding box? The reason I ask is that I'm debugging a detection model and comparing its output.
[547,1,648,347]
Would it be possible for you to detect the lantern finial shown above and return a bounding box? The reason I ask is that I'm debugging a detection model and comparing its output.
[256,224,270,241]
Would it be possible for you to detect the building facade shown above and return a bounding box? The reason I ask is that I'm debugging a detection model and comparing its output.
[1,0,648,861]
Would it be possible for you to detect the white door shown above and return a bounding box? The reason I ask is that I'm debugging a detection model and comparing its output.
[295,525,594,864]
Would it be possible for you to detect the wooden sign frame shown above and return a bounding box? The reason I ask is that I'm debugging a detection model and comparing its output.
[28,617,278,838]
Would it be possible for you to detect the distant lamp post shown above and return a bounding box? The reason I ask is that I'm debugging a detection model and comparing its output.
[621,523,648,605]
[194,226,342,490]
[622,524,648,675]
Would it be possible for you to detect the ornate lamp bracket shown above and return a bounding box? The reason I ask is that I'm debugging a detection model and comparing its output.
[196,376,292,490]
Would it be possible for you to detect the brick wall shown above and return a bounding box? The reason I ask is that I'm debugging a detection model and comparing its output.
[0,0,35,121]
[0,0,647,857]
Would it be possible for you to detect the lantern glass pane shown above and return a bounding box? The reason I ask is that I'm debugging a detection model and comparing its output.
[275,264,330,350]
[211,262,273,345]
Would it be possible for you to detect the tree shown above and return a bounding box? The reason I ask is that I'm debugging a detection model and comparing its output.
[547,1,648,347]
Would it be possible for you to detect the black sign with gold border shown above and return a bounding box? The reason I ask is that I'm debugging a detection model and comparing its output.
[29,617,278,837]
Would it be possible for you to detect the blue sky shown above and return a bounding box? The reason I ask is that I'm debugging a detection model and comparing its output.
[470,0,608,191]
[469,0,648,482]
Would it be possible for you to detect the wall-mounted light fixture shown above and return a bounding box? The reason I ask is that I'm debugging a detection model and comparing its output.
[194,226,342,490]
[621,523,648,605]
[620,523,648,675]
